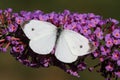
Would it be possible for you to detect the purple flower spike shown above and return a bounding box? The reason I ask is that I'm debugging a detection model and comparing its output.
[113,39,120,45]
[8,24,18,32]
[67,69,80,77]
[12,45,24,53]
[109,18,119,24]
[106,78,112,80]
[105,34,113,47]
[15,16,24,24]
[111,50,120,61]
[2,48,7,52]
[81,27,91,36]
[115,72,120,78]
[77,62,86,71]
[0,9,120,79]
[88,67,94,72]
[92,51,100,57]
[0,10,2,14]
[117,60,120,66]
[105,64,113,71]
[100,46,110,56]
[112,29,120,38]
[94,27,103,40]
[6,8,12,13]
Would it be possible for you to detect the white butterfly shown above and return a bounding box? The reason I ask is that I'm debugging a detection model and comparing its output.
[22,20,96,63]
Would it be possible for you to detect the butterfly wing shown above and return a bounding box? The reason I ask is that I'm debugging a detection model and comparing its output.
[62,30,96,56]
[55,31,78,63]
[22,20,57,54]
[22,20,57,40]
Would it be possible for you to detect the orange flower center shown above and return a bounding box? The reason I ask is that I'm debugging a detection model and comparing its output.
[116,33,119,36]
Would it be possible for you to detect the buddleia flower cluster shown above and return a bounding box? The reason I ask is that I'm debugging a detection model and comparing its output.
[0,8,120,80]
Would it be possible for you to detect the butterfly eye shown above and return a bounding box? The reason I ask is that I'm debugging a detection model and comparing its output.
[80,45,83,48]
[31,28,35,31]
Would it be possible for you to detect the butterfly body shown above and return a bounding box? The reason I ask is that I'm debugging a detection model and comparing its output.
[22,20,96,63]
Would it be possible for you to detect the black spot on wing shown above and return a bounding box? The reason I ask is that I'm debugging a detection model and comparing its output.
[31,28,35,31]
[79,45,83,48]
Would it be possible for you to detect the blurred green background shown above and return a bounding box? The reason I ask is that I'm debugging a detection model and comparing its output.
[0,0,120,80]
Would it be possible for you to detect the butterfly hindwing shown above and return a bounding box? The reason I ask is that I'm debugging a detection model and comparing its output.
[55,31,78,63]
[29,31,57,54]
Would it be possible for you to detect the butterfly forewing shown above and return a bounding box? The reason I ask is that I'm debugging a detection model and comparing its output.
[22,20,57,54]
[22,20,57,40]
[62,30,93,56]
